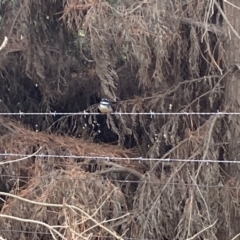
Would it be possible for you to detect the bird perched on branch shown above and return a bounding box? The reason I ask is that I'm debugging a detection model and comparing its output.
[98,98,114,113]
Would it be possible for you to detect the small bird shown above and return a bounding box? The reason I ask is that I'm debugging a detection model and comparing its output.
[98,98,113,113]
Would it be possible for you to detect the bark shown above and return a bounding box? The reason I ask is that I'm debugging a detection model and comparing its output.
[222,0,240,239]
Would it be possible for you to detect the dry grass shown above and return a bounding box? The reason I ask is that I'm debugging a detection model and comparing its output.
[0,0,238,239]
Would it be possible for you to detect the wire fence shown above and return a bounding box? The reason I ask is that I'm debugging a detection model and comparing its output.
[0,111,240,116]
[0,111,239,240]
[0,109,239,188]
[0,111,239,187]
[0,152,239,164]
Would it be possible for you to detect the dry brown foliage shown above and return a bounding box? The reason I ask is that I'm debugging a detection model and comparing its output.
[0,117,140,239]
[0,0,239,239]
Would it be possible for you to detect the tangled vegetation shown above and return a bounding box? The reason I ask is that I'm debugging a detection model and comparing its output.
[0,0,239,239]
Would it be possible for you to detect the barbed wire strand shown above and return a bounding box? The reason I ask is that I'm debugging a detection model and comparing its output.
[0,111,240,116]
[0,152,239,164]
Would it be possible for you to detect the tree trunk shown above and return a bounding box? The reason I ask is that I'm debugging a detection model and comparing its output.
[222,0,240,239]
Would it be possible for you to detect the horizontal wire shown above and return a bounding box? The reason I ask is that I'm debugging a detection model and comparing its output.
[0,174,235,189]
[0,206,129,215]
[0,111,239,116]
[0,229,50,235]
[0,152,239,164]
[0,229,158,240]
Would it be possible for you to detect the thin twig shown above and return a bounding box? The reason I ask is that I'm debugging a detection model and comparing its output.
[178,16,225,38]
[187,188,194,238]
[186,219,218,240]
[0,147,42,165]
[224,0,240,10]
[0,214,67,240]
[0,5,25,53]
[182,66,233,111]
[189,172,217,240]
[0,37,8,51]
[214,0,240,40]
[81,213,130,235]
[96,160,144,179]
[202,0,214,40]
[142,162,188,237]
[74,187,117,225]
[150,138,189,172]
[231,232,240,240]
[0,192,124,240]
[203,116,218,161]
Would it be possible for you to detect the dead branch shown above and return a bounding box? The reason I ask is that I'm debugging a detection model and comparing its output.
[186,219,218,240]
[0,147,42,165]
[96,160,144,179]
